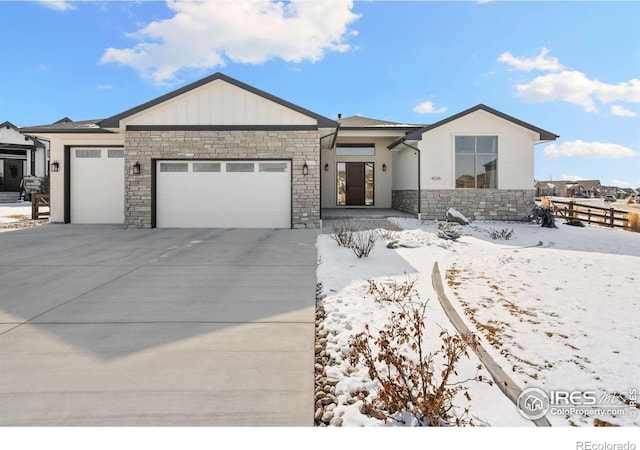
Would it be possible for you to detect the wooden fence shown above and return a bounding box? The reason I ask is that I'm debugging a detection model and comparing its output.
[31,193,50,220]
[548,199,632,230]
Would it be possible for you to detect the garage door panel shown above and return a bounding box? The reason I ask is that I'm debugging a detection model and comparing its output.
[71,148,124,224]
[156,160,291,228]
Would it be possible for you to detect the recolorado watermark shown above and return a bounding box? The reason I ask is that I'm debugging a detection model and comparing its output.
[576,442,636,450]
[517,387,638,421]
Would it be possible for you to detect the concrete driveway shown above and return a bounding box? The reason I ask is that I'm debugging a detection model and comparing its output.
[0,225,318,426]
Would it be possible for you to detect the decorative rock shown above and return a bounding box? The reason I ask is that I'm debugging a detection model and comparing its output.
[314,407,324,421]
[329,417,344,427]
[321,411,334,423]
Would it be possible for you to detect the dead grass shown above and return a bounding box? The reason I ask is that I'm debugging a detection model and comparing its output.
[625,212,640,233]
[7,214,29,220]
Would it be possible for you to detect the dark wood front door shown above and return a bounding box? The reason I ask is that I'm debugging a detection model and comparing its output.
[2,160,23,192]
[345,162,365,205]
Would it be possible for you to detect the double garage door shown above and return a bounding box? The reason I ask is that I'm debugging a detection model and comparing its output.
[70,150,291,228]
[156,160,291,228]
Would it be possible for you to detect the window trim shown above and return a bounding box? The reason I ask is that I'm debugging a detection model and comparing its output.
[454,135,498,189]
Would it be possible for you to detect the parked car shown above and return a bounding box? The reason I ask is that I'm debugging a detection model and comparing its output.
[574,193,588,198]
[604,195,616,202]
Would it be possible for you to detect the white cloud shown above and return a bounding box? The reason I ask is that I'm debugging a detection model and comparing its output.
[413,101,447,114]
[515,70,640,113]
[100,0,360,85]
[562,175,585,182]
[544,140,639,159]
[97,84,113,90]
[515,70,599,112]
[610,105,637,117]
[497,47,564,72]
[37,1,75,11]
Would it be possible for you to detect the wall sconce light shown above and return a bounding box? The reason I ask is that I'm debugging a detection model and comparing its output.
[382,163,387,172]
[324,163,329,172]
[51,160,59,172]
[302,162,309,176]
[132,161,141,175]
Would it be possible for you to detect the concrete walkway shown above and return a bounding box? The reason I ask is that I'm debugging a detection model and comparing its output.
[0,225,318,426]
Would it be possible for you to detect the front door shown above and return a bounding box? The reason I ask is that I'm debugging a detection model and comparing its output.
[336,162,374,206]
[345,162,365,205]
[3,160,23,192]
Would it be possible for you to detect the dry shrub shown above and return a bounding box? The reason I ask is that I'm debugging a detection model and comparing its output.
[348,278,489,426]
[625,212,640,233]
[350,229,378,258]
[488,228,515,240]
[330,220,359,247]
[375,220,402,241]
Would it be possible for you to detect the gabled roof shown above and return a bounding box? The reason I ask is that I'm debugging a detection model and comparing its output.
[388,104,559,149]
[100,72,337,129]
[20,118,109,134]
[2,121,47,146]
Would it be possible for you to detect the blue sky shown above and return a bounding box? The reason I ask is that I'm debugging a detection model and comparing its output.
[1,0,638,188]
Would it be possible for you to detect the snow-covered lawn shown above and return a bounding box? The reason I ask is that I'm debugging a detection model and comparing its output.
[316,218,639,427]
[0,202,32,223]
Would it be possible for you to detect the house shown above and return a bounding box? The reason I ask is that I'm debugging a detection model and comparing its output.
[0,121,49,198]
[535,179,602,198]
[21,72,558,229]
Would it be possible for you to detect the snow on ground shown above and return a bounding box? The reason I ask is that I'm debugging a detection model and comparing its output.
[317,218,639,427]
[0,202,32,224]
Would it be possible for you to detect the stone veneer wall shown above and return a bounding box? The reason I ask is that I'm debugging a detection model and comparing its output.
[393,189,535,221]
[124,129,320,229]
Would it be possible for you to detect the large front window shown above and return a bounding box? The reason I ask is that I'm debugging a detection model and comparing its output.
[455,136,497,188]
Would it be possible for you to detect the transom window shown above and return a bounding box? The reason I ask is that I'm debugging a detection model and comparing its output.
[455,136,498,189]
[335,145,375,156]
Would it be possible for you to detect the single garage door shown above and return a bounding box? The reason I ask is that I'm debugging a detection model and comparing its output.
[156,160,291,228]
[70,148,124,224]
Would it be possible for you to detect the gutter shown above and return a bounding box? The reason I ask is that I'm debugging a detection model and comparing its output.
[320,122,341,150]
[391,139,422,218]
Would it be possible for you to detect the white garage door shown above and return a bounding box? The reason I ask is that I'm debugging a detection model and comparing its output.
[70,148,124,224]
[156,160,291,228]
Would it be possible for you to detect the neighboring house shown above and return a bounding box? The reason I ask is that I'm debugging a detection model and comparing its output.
[21,72,558,229]
[535,179,603,198]
[0,121,49,193]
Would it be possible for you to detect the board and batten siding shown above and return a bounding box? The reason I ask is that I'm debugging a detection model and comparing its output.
[122,79,317,127]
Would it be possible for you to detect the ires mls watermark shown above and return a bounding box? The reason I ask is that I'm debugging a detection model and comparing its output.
[517,387,638,421]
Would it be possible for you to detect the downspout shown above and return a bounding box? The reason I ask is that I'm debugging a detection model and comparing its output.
[397,140,421,218]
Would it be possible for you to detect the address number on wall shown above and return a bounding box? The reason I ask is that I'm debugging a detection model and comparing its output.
[431,176,441,181]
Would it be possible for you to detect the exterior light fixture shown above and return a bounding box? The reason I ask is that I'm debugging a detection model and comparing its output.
[324,163,329,172]
[132,161,141,175]
[382,163,387,172]
[51,161,59,172]
[302,162,309,176]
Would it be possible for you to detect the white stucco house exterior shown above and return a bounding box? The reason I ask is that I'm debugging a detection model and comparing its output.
[21,72,558,228]
[1,121,49,194]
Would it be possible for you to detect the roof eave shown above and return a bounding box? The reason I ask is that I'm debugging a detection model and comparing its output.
[99,72,338,129]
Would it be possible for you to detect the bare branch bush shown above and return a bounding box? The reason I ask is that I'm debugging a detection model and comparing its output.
[375,220,402,241]
[348,278,490,426]
[330,220,359,247]
[488,228,515,240]
[350,229,378,258]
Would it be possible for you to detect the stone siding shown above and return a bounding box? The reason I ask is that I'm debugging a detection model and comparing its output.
[124,129,320,229]
[393,189,535,221]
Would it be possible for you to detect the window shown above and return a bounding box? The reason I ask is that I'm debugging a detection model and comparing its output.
[455,136,497,189]
[75,149,101,158]
[160,163,188,172]
[259,162,288,173]
[226,162,254,172]
[108,149,124,158]
[193,162,221,172]
[335,145,375,156]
